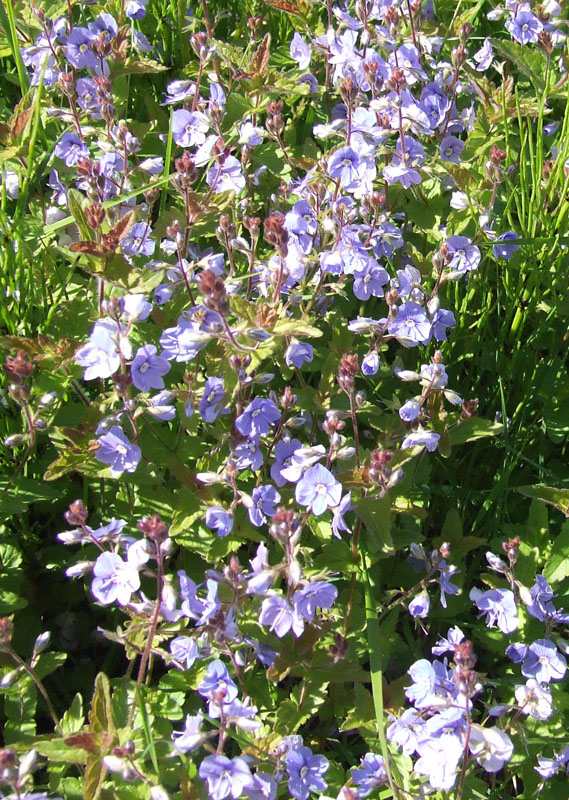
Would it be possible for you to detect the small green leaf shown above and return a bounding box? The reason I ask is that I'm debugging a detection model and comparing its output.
[89,673,115,735]
[544,519,569,583]
[491,38,547,94]
[28,734,87,763]
[33,652,67,680]
[272,319,323,337]
[67,188,92,242]
[448,417,503,446]
[61,693,84,735]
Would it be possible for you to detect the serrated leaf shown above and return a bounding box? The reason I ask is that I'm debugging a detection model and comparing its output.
[230,295,258,324]
[517,485,569,517]
[33,652,67,680]
[170,490,204,538]
[67,188,93,242]
[274,682,328,734]
[61,693,84,735]
[448,417,503,445]
[17,734,88,764]
[84,753,107,800]
[112,59,168,77]
[0,145,24,164]
[544,519,569,583]
[249,33,271,75]
[267,626,325,682]
[89,673,115,735]
[272,319,322,337]
[491,38,547,94]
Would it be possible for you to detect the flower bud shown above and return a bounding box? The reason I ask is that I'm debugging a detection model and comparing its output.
[38,392,57,409]
[33,631,51,654]
[3,434,27,447]
[0,670,19,687]
[18,750,37,781]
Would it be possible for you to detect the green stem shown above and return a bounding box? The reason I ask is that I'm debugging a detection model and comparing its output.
[362,551,400,799]
[0,0,29,96]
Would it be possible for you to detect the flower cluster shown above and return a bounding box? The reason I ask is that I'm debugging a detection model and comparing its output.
[4,0,569,797]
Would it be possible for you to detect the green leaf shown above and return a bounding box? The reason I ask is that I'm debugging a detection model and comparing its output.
[516,485,569,517]
[33,652,67,680]
[67,188,92,242]
[170,490,204,538]
[4,675,36,743]
[112,59,168,77]
[491,38,547,94]
[20,734,88,764]
[0,478,62,517]
[448,417,503,446]
[544,519,569,583]
[358,495,393,554]
[274,681,328,734]
[230,295,258,324]
[272,318,323,337]
[89,673,115,736]
[61,693,84,735]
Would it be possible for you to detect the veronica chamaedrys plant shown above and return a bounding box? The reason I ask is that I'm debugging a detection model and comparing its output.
[4,0,569,797]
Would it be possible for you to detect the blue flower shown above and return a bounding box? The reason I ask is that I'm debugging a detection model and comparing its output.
[95,426,141,478]
[290,32,311,70]
[445,235,481,274]
[388,302,431,346]
[247,485,280,527]
[493,231,520,260]
[521,639,567,683]
[535,748,569,780]
[401,429,440,452]
[361,352,380,376]
[75,319,121,380]
[124,0,147,19]
[405,659,438,708]
[414,731,463,790]
[328,147,362,188]
[91,551,140,606]
[131,344,170,392]
[285,341,314,368]
[235,398,280,438]
[285,746,329,800]
[199,755,253,800]
[409,591,430,619]
[172,711,204,752]
[259,594,304,638]
[331,491,354,538]
[293,581,338,621]
[244,772,277,800]
[172,109,209,148]
[205,507,234,538]
[121,222,155,257]
[399,399,421,422]
[207,156,246,194]
[440,135,465,164]
[198,659,238,704]
[295,463,342,516]
[65,27,98,69]
[54,132,89,167]
[506,11,543,44]
[351,753,387,797]
[470,587,518,634]
[199,377,228,423]
[170,636,199,669]
[270,437,302,487]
